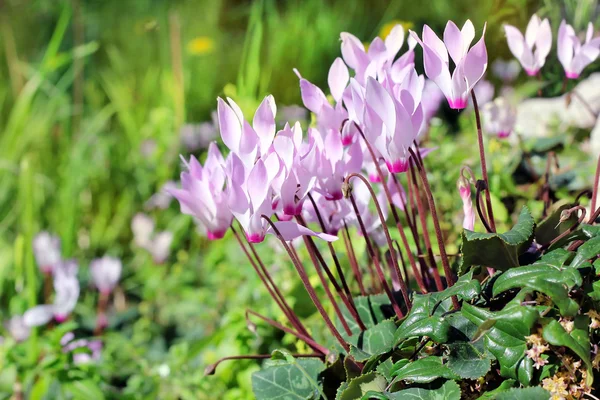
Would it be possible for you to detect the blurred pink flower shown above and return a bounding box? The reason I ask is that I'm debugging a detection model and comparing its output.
[33,232,61,274]
[504,14,552,76]
[558,21,600,79]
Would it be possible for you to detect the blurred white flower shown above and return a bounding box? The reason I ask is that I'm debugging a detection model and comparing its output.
[492,59,521,83]
[180,114,218,151]
[24,260,80,326]
[33,232,61,274]
[132,213,155,248]
[482,97,517,139]
[132,213,173,264]
[145,181,176,210]
[5,316,30,342]
[90,256,122,295]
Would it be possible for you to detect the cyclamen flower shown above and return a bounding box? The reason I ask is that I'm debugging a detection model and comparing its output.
[503,14,552,76]
[558,21,600,79]
[363,73,423,173]
[5,316,30,342]
[457,176,475,231]
[227,153,336,243]
[33,232,61,274]
[90,256,122,295]
[492,59,521,82]
[482,97,516,139]
[61,332,102,365]
[411,20,488,109]
[24,260,80,327]
[131,213,173,263]
[169,143,232,240]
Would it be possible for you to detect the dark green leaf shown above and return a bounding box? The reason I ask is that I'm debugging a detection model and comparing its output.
[336,373,387,400]
[386,380,461,400]
[252,357,325,400]
[461,303,537,384]
[477,380,516,399]
[535,203,578,246]
[523,278,579,317]
[394,294,451,345]
[571,235,600,269]
[492,265,581,296]
[349,320,396,362]
[542,319,593,386]
[337,294,392,339]
[390,357,459,384]
[447,342,492,379]
[460,207,535,273]
[495,386,550,400]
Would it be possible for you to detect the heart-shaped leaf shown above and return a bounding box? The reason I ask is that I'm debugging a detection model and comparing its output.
[252,355,325,399]
[348,320,396,362]
[390,357,459,384]
[460,207,535,274]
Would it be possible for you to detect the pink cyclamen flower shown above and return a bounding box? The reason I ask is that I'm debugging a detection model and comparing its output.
[558,21,600,79]
[61,333,102,365]
[33,232,61,274]
[504,14,552,76]
[492,59,521,82]
[169,143,232,240]
[457,176,475,231]
[227,153,337,243]
[482,97,516,139]
[90,256,122,295]
[363,73,423,173]
[410,20,488,109]
[23,260,80,327]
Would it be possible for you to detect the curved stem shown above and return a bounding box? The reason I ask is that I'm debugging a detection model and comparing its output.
[205,352,324,376]
[471,90,496,232]
[475,181,494,233]
[345,173,416,300]
[246,310,329,355]
[346,193,404,318]
[261,216,350,351]
[354,122,425,291]
[408,148,459,309]
[591,154,600,215]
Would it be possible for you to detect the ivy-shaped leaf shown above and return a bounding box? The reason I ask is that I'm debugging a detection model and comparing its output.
[460,206,534,274]
[495,386,550,400]
[535,203,578,246]
[492,264,581,297]
[348,320,396,362]
[477,379,516,399]
[252,356,325,400]
[446,342,492,379]
[336,294,393,339]
[336,372,387,400]
[542,318,593,386]
[571,235,600,269]
[390,357,459,384]
[394,294,451,345]
[386,380,461,400]
[461,302,537,385]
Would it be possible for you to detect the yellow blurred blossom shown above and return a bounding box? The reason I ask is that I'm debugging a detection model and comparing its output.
[542,375,569,400]
[186,36,215,55]
[586,309,600,329]
[379,20,414,39]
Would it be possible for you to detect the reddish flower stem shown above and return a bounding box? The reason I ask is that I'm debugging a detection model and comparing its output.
[346,193,404,318]
[471,90,496,232]
[261,216,350,351]
[408,148,459,310]
[246,310,329,355]
[354,123,425,293]
[295,215,357,334]
[205,353,324,376]
[232,225,309,337]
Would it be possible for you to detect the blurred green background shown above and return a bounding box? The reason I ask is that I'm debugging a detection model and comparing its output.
[0,0,596,398]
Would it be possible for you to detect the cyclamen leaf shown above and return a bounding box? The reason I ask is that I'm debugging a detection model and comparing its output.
[523,278,579,317]
[336,372,387,400]
[460,206,534,274]
[476,379,516,399]
[571,235,600,269]
[492,264,581,297]
[535,203,577,246]
[349,320,396,362]
[495,386,550,400]
[252,357,325,400]
[461,303,537,385]
[447,342,492,379]
[386,380,461,400]
[390,357,459,384]
[542,318,593,386]
[394,293,451,345]
[336,293,393,339]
